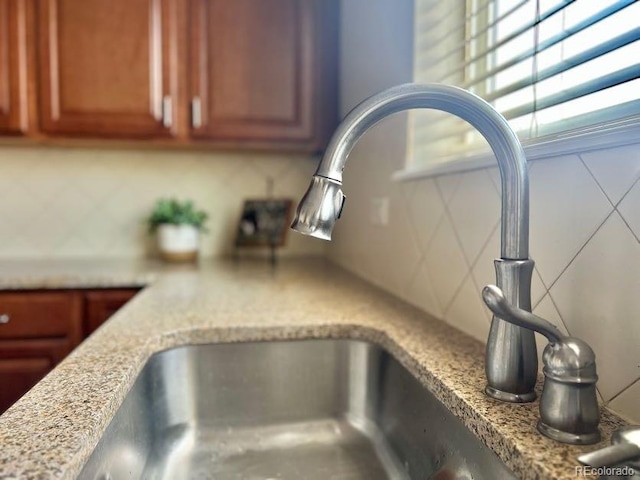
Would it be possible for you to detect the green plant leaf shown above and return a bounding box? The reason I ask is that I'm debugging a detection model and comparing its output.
[146,197,209,233]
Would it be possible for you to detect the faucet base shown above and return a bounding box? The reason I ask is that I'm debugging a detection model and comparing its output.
[537,420,601,445]
[485,385,536,403]
[485,259,538,403]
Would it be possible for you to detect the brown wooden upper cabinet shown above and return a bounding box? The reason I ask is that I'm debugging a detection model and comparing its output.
[0,0,28,134]
[0,0,338,150]
[189,0,338,151]
[37,0,177,138]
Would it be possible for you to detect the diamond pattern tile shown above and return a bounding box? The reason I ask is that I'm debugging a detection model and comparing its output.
[400,180,416,204]
[0,151,32,193]
[581,144,640,206]
[405,256,441,318]
[447,168,501,265]
[407,178,445,252]
[54,232,102,258]
[65,158,124,204]
[444,274,490,342]
[435,172,462,205]
[0,217,14,250]
[0,184,45,230]
[272,157,317,199]
[327,172,378,281]
[424,214,469,311]
[3,232,46,258]
[21,153,71,202]
[486,165,501,194]
[384,187,424,297]
[70,212,126,254]
[529,155,613,288]
[617,178,640,243]
[354,184,424,299]
[608,380,640,423]
[549,212,640,402]
[0,147,318,259]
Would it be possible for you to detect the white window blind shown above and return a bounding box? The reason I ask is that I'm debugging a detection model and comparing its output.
[410,0,640,165]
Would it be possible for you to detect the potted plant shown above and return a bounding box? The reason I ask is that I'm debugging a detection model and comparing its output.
[147,198,208,262]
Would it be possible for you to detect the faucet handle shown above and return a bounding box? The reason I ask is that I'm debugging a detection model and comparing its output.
[578,426,640,473]
[482,285,596,374]
[482,285,601,444]
[482,285,564,343]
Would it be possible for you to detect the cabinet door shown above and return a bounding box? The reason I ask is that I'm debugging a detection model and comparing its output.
[0,0,27,134]
[83,289,139,337]
[0,338,70,414]
[0,291,83,345]
[190,0,338,150]
[38,0,177,137]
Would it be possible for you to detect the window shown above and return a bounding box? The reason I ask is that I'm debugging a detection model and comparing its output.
[408,0,640,173]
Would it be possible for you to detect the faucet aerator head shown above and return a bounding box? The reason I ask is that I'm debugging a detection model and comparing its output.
[290,217,332,241]
[290,175,346,242]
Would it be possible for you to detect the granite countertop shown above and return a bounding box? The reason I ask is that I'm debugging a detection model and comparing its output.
[0,258,162,290]
[0,258,627,479]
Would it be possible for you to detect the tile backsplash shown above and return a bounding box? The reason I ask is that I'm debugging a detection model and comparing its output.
[0,146,323,259]
[331,0,639,423]
[328,142,640,423]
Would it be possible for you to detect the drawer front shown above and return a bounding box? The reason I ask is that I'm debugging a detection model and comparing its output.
[0,338,72,413]
[84,289,139,336]
[0,292,82,341]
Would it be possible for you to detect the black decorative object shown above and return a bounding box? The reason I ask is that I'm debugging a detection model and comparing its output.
[234,199,293,265]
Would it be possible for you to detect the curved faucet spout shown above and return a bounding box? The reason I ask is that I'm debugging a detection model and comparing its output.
[292,83,539,402]
[313,83,529,260]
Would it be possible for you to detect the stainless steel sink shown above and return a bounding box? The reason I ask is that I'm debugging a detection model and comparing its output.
[80,340,515,479]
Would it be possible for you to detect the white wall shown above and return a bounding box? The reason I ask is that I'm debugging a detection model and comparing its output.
[332,0,639,423]
[0,146,324,259]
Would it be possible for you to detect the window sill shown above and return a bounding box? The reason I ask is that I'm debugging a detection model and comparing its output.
[393,116,640,182]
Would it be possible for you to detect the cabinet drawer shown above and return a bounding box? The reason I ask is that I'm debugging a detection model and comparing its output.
[0,338,71,413]
[0,292,82,341]
[84,289,139,336]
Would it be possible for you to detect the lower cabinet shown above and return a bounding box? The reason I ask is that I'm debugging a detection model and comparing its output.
[84,289,140,337]
[0,287,140,413]
[0,338,71,412]
[0,291,83,343]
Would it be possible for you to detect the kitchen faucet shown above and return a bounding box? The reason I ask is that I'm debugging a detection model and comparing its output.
[291,83,538,403]
[291,83,602,444]
[483,285,600,444]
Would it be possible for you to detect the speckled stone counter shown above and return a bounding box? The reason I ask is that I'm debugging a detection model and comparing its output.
[0,258,628,479]
[0,258,160,290]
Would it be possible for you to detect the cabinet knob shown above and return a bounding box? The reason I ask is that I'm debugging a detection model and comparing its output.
[0,314,10,324]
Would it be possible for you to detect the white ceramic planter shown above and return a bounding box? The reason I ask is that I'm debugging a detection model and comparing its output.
[157,224,200,262]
